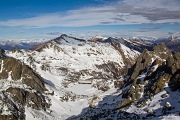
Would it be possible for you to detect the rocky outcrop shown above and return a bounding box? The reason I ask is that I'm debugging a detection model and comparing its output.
[110,42,136,69]
[150,73,171,94]
[0,57,45,92]
[0,48,6,59]
[0,49,49,119]
[6,87,49,110]
[130,43,171,80]
[152,43,172,59]
[0,87,49,120]
[118,43,180,109]
[169,68,180,91]
[34,41,64,53]
[104,37,153,53]
[130,49,152,80]
[95,61,123,79]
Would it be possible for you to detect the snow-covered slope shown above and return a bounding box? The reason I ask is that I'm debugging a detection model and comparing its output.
[4,34,140,119]
[0,48,51,120]
[67,43,180,120]
[1,34,180,119]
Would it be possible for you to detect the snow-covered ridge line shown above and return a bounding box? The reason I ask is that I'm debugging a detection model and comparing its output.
[3,34,141,119]
[1,34,180,119]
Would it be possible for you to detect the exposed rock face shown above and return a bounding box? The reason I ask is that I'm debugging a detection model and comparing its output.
[0,57,45,92]
[7,34,140,92]
[73,43,180,120]
[150,73,171,94]
[171,52,180,74]
[104,37,153,53]
[110,42,135,68]
[169,69,180,91]
[95,61,123,79]
[34,41,63,53]
[0,48,6,59]
[118,44,180,111]
[152,43,172,59]
[6,87,49,110]
[118,43,180,108]
[130,43,171,80]
[0,48,49,119]
[130,49,152,80]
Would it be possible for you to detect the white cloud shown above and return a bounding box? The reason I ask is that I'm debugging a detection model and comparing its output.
[122,0,180,11]
[0,0,179,28]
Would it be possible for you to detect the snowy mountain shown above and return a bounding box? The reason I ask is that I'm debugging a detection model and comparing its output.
[88,35,154,52]
[2,34,139,119]
[1,34,180,119]
[67,43,180,119]
[87,35,107,41]
[0,48,51,119]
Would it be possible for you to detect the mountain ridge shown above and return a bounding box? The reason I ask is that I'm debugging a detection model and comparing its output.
[67,43,180,119]
[4,34,140,119]
[0,48,51,119]
[0,34,180,119]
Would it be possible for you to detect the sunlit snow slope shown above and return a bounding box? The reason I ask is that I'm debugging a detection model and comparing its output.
[5,34,140,119]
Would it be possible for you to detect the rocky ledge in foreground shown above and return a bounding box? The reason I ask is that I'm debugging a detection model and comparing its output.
[0,48,50,120]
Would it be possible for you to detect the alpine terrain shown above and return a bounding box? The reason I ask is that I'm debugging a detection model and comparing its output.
[0,34,180,119]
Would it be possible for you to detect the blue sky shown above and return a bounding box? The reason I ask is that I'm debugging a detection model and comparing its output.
[0,0,180,40]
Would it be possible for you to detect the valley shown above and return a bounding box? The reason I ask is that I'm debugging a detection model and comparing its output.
[0,34,180,119]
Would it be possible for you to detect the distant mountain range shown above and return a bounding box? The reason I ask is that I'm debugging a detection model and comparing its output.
[0,39,48,50]
[1,35,180,51]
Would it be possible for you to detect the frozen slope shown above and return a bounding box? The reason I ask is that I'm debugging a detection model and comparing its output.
[65,43,180,120]
[5,34,140,119]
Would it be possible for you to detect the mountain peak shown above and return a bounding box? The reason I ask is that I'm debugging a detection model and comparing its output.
[60,34,68,38]
[4,35,180,119]
[52,34,86,44]
[90,35,106,41]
